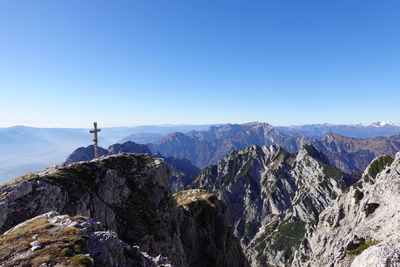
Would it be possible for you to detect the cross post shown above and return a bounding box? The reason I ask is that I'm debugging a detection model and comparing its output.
[90,122,101,158]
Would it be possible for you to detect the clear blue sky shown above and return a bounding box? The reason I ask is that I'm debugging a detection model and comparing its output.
[0,0,399,127]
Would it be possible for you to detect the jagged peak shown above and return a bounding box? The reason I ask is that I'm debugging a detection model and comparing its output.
[227,144,285,163]
[323,132,356,142]
[360,121,400,127]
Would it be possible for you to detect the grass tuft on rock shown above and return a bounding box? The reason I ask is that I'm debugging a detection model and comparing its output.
[347,238,380,256]
[71,254,94,267]
[174,189,216,207]
[367,155,394,179]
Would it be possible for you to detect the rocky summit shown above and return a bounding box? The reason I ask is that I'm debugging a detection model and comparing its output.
[0,153,248,267]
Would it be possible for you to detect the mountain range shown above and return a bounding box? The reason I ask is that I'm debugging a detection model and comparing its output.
[277,121,400,139]
[1,121,400,183]
[148,122,400,173]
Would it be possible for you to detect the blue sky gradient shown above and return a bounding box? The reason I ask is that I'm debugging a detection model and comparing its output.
[0,0,399,127]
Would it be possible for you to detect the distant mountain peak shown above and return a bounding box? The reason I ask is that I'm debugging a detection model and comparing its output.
[360,121,400,127]
[298,144,330,164]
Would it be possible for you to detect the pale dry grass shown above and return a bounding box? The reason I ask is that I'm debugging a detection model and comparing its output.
[0,215,90,266]
[173,189,216,207]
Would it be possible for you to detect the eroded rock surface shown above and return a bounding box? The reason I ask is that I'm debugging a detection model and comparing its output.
[305,153,400,267]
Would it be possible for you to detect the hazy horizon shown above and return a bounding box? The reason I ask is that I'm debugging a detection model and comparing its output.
[1,120,400,129]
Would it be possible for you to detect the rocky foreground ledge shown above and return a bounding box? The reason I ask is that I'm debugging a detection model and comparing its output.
[0,153,248,267]
[305,153,400,266]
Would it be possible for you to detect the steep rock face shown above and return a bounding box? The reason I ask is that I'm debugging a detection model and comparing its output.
[306,153,400,267]
[174,189,249,267]
[192,145,355,266]
[0,154,247,267]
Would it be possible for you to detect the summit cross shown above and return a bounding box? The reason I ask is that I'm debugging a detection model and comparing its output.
[90,122,101,158]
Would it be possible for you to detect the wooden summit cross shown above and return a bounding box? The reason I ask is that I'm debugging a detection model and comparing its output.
[90,122,101,158]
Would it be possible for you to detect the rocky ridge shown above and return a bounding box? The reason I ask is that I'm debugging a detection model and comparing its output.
[0,153,248,267]
[192,144,356,266]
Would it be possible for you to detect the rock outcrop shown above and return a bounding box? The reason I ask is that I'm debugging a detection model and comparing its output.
[192,144,356,266]
[0,154,248,267]
[305,153,400,267]
[174,189,249,267]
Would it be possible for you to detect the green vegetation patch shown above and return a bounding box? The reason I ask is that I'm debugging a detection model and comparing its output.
[0,215,91,266]
[269,218,307,263]
[322,163,343,180]
[71,254,94,267]
[347,238,380,256]
[278,219,306,239]
[219,152,253,185]
[367,155,394,179]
